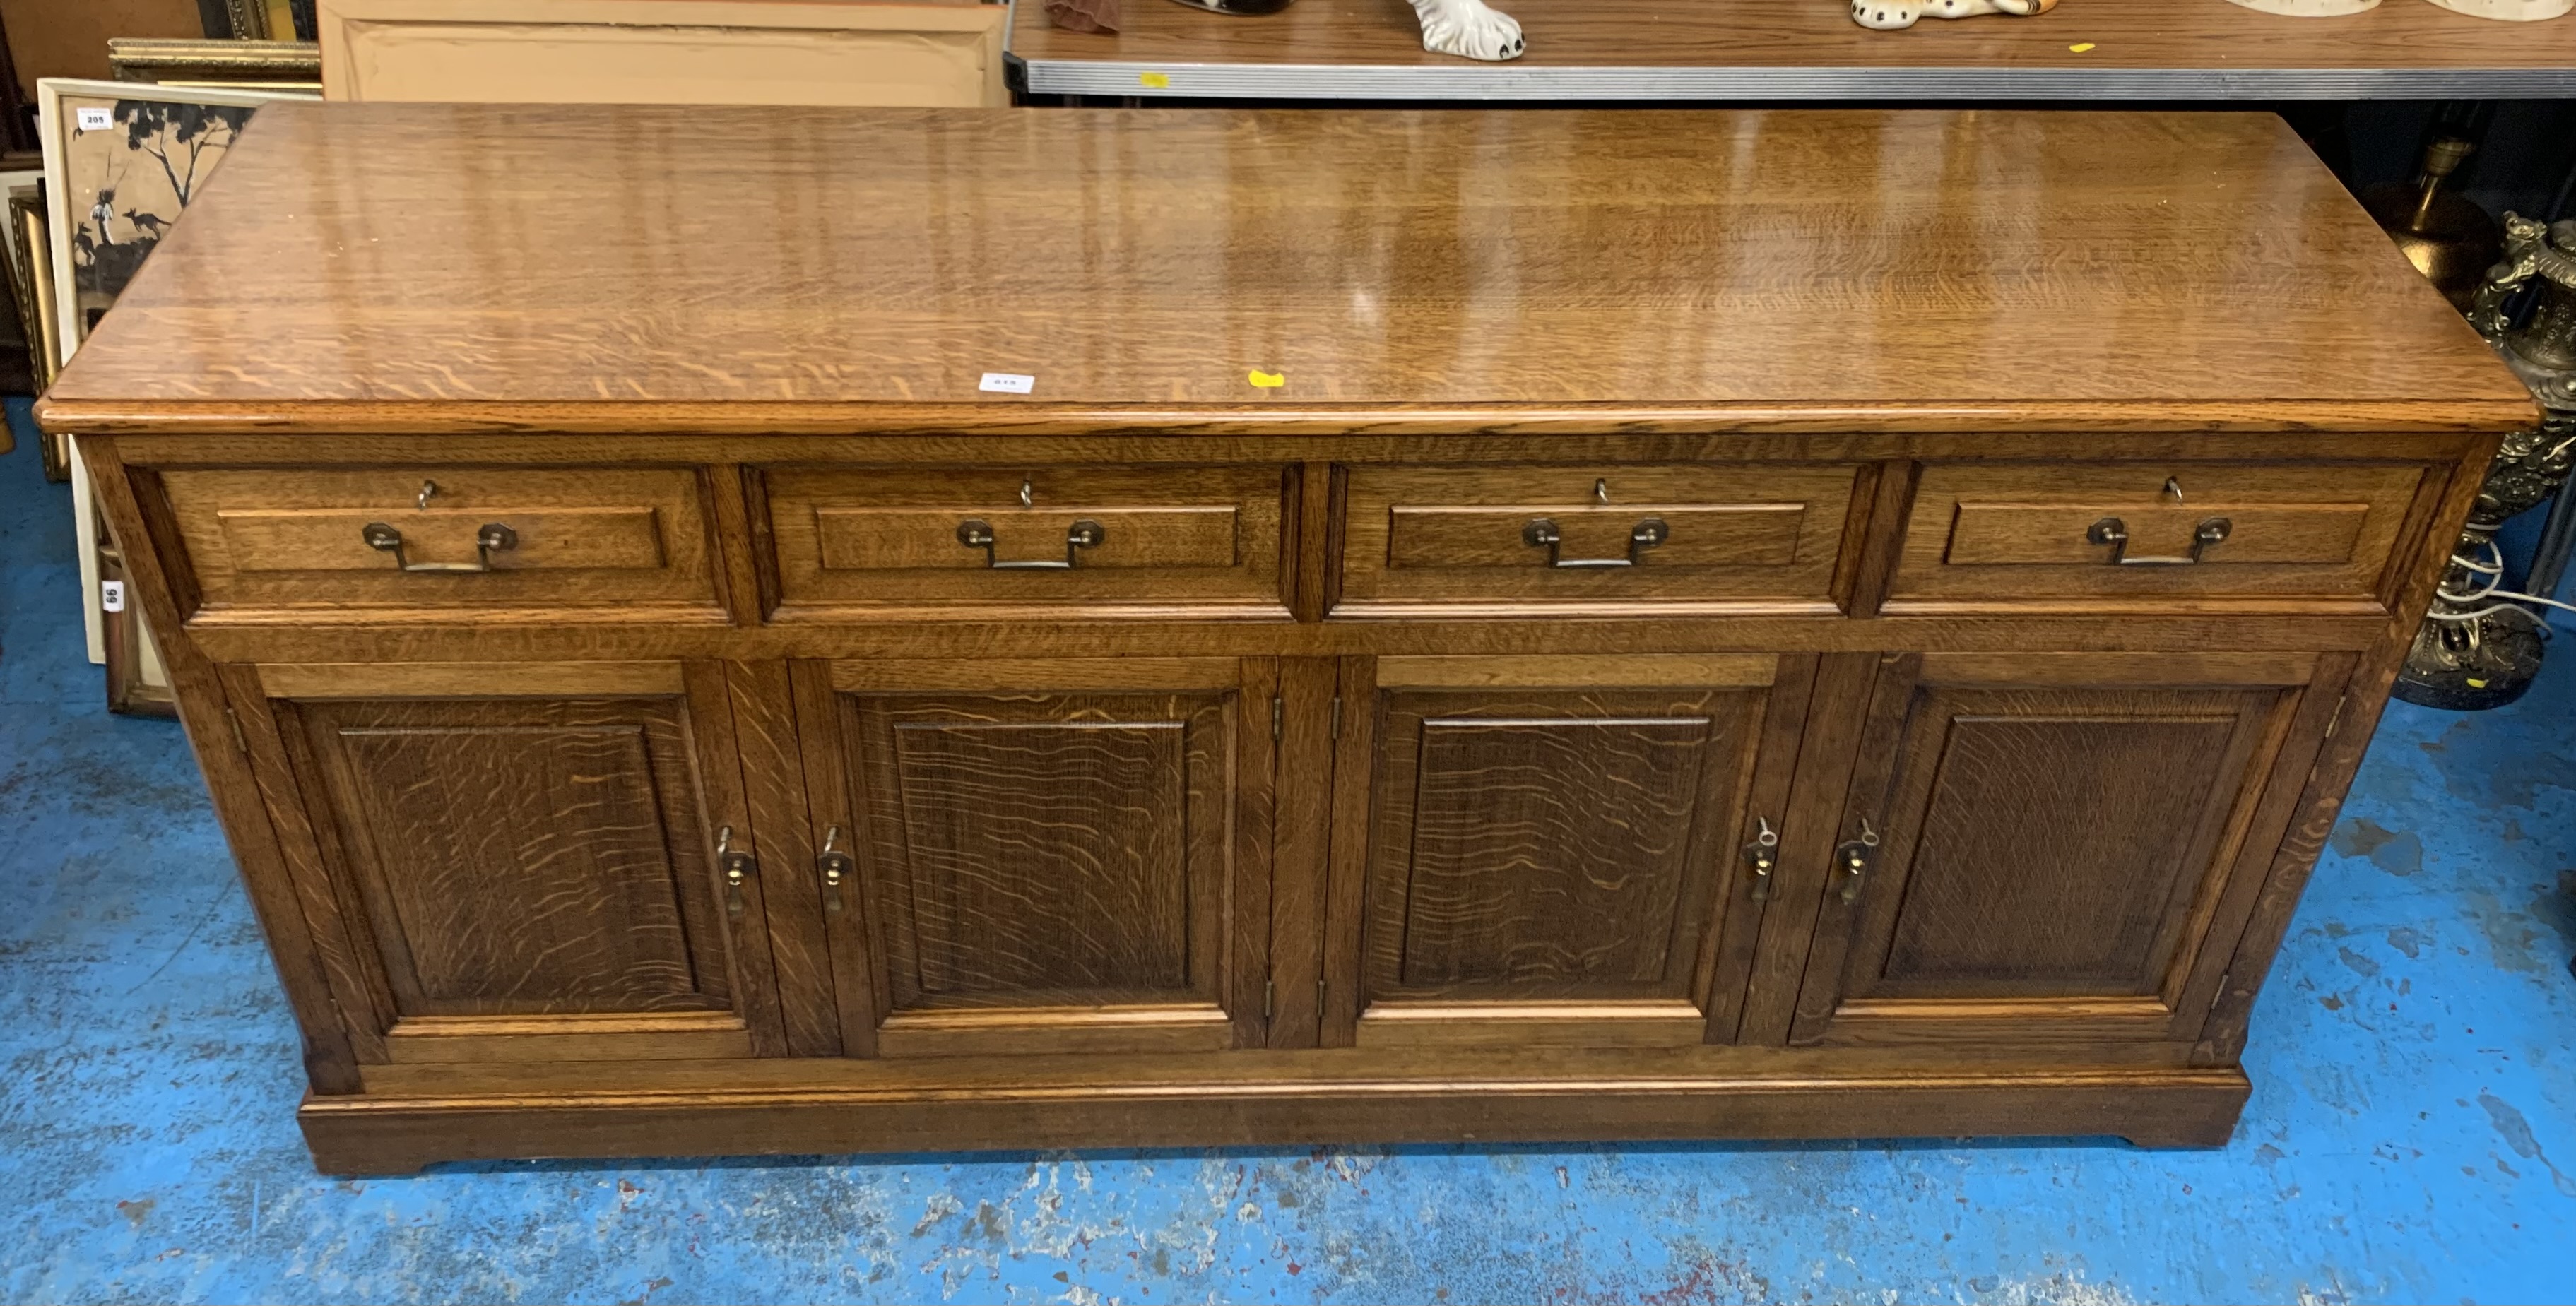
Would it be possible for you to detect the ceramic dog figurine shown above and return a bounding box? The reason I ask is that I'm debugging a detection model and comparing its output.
[1850,0,2056,29]
[1407,0,1525,59]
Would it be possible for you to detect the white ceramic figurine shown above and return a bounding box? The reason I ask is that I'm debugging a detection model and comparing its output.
[2421,0,2572,18]
[2228,0,2570,15]
[1407,0,1525,59]
[1850,0,2057,30]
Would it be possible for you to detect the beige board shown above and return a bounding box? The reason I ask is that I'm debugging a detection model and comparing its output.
[318,0,1009,108]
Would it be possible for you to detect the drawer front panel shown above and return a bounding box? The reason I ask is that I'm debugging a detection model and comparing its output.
[1891,461,2431,610]
[765,464,1289,615]
[158,466,721,617]
[814,506,1238,571]
[1339,463,1860,613]
[220,506,668,573]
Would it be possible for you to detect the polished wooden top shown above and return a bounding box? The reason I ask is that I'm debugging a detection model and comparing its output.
[1011,0,2576,81]
[41,103,2532,434]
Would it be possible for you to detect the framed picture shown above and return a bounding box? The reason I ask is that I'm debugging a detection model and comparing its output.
[0,168,38,453]
[107,37,324,93]
[36,78,315,710]
[37,78,314,366]
[222,0,319,41]
[6,187,64,478]
[318,0,1008,108]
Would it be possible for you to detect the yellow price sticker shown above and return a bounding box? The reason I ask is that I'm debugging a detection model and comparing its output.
[2069,42,2096,52]
[1248,369,1285,388]
[1139,71,1171,88]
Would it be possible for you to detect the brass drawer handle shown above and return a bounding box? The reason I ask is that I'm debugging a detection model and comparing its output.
[2086,516,2232,566]
[1743,816,1780,903]
[818,824,854,916]
[361,521,519,573]
[1522,516,1669,569]
[955,518,1105,570]
[716,824,757,920]
[1833,819,1879,906]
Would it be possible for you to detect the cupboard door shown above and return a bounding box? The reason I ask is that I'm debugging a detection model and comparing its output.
[1325,655,1808,1050]
[226,661,788,1064]
[807,658,1275,1057]
[1785,652,2347,1046]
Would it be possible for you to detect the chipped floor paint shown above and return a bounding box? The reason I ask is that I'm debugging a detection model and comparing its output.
[0,407,2567,1305]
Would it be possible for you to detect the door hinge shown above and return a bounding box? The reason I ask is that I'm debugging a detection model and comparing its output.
[224,707,249,754]
[1272,695,1283,741]
[1329,696,1342,740]
[1263,976,1276,1021]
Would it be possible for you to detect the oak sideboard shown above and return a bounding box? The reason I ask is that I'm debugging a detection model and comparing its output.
[37,103,2534,1173]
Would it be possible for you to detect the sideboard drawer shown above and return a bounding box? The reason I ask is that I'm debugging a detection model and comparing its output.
[1889,460,2434,612]
[761,464,1292,617]
[155,465,723,619]
[1335,463,1861,615]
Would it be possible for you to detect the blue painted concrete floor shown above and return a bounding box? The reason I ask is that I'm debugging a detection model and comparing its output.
[1,410,2569,1305]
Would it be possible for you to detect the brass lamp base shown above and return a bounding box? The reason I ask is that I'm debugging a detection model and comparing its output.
[2392,608,2546,710]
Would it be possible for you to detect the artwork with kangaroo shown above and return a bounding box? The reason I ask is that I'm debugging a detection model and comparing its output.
[57,97,253,338]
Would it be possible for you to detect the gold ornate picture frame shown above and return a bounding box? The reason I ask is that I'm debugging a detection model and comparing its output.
[107,38,324,93]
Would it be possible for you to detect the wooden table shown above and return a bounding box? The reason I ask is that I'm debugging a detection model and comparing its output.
[1007,0,2576,100]
[40,105,2531,1173]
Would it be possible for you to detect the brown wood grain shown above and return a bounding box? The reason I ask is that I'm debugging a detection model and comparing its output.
[676,660,793,1058]
[1266,657,1338,1048]
[724,660,841,1057]
[381,1012,755,1064]
[297,696,733,1016]
[35,105,2532,427]
[1701,654,1816,1045]
[220,506,666,572]
[786,658,884,1056]
[48,104,2523,1165]
[296,1058,2254,1173]
[1009,0,2576,74]
[156,464,721,619]
[763,463,1288,617]
[1340,463,1861,613]
[1345,670,1777,1047]
[211,658,394,1075]
[2196,437,2503,1064]
[1788,655,2330,1047]
[834,663,1272,1056]
[1890,459,2433,612]
[256,661,686,699]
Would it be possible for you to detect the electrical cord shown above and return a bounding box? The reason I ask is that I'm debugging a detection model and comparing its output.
[2424,538,2576,634]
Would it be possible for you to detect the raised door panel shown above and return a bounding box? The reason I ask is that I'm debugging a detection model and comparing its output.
[1330,655,1806,1050]
[1785,653,2343,1047]
[819,658,1274,1057]
[240,662,787,1064]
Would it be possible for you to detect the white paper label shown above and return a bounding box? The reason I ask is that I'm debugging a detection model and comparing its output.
[978,372,1035,395]
[76,107,112,131]
[100,580,125,612]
